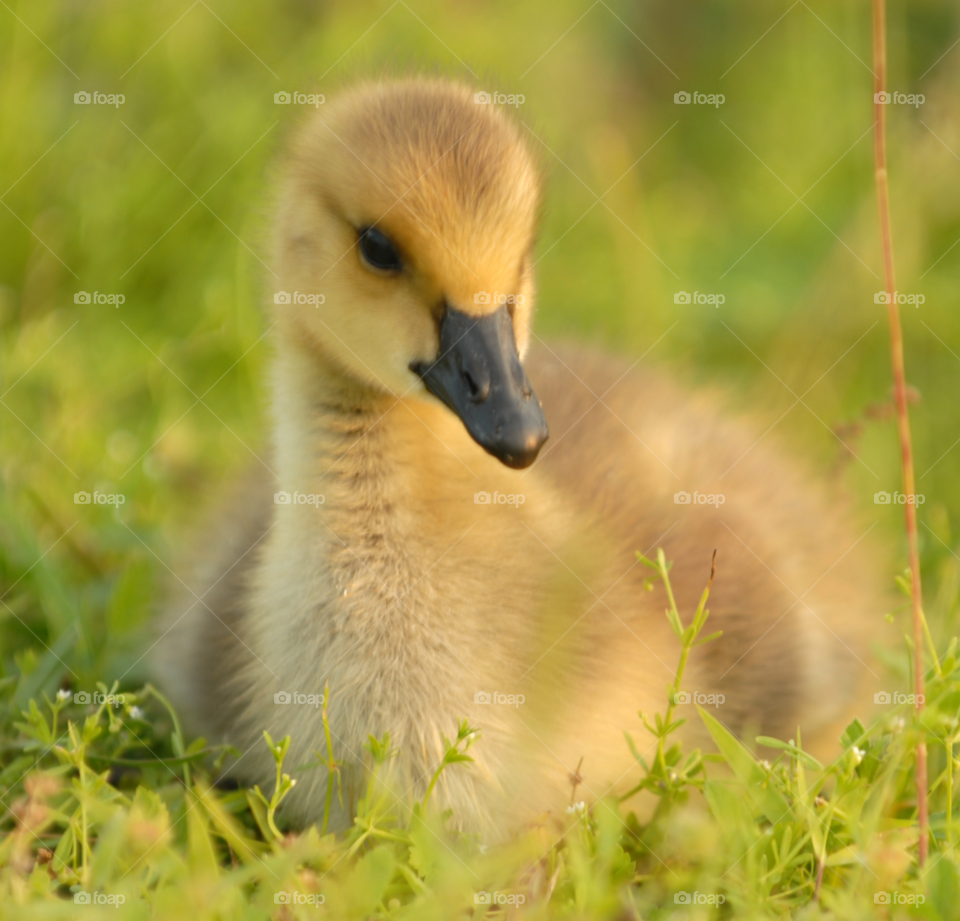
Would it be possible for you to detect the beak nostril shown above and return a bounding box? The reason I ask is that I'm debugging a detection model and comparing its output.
[463,368,490,403]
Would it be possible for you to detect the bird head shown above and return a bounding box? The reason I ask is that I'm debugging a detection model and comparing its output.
[274,78,548,469]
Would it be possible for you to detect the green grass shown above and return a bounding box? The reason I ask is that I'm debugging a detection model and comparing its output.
[0,548,956,918]
[2,0,960,916]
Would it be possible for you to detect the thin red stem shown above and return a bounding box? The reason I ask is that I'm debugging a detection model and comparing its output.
[871,0,927,866]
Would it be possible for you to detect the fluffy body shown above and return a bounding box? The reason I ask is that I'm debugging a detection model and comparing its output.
[154,79,883,835]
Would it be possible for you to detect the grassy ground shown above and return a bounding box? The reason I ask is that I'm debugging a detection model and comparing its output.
[2,0,960,916]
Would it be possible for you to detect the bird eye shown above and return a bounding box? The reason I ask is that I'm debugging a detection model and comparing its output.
[358,226,402,273]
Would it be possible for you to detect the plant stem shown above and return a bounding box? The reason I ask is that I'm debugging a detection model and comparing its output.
[656,550,716,775]
[947,735,954,847]
[657,548,680,626]
[268,755,284,840]
[422,763,443,810]
[144,683,192,788]
[320,683,337,835]
[871,0,927,866]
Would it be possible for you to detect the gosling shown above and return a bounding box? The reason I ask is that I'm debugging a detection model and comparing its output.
[154,78,883,835]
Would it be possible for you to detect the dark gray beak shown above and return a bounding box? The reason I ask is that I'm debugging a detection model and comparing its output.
[411,304,549,469]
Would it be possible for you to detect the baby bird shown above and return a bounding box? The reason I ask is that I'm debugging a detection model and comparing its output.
[155,78,882,835]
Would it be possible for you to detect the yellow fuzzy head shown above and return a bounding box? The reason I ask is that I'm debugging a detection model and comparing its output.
[273,78,541,400]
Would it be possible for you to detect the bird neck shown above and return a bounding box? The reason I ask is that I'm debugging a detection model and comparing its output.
[269,332,486,511]
[270,334,389,491]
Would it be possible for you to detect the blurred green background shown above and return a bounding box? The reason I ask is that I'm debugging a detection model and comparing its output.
[1,0,959,701]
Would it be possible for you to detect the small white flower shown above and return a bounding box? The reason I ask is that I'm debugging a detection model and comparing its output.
[129,706,145,720]
[56,689,71,701]
[852,747,865,765]
[759,759,771,770]
[566,801,586,815]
